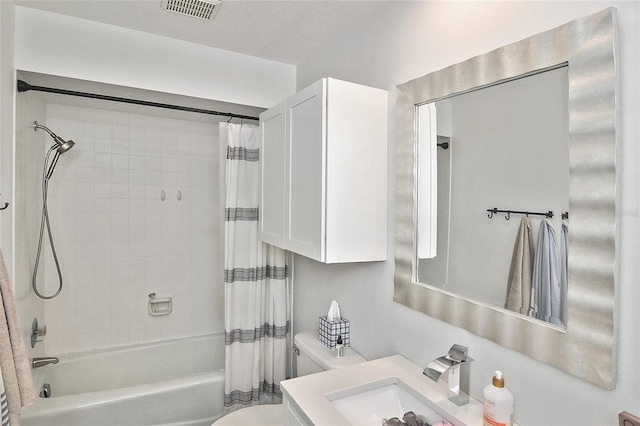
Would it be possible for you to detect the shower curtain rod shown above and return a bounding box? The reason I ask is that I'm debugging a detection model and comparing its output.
[16,80,260,121]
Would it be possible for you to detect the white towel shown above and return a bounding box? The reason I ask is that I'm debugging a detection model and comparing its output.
[505,217,534,314]
[530,219,561,324]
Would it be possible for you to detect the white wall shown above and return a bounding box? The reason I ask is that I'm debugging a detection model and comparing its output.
[0,1,15,273]
[294,2,640,425]
[14,6,296,109]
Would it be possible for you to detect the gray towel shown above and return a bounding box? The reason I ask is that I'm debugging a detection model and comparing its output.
[505,217,534,314]
[0,250,37,425]
[531,219,560,323]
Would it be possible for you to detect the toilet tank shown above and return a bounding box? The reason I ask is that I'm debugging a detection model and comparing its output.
[294,331,366,377]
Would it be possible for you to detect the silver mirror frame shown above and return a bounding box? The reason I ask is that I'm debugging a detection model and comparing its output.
[395,8,619,389]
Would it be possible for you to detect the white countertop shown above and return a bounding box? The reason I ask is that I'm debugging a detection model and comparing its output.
[281,354,485,426]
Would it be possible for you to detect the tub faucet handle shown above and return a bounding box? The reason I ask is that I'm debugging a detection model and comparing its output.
[30,318,47,348]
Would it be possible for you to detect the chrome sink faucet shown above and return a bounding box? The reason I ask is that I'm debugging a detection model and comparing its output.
[423,344,473,406]
[31,357,59,369]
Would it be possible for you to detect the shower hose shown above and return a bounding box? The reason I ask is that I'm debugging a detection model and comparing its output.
[32,145,64,299]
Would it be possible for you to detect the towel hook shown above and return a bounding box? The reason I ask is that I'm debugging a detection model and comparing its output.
[504,210,511,220]
[487,208,495,219]
[0,193,8,210]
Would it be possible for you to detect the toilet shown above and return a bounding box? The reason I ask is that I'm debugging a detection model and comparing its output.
[213,331,367,425]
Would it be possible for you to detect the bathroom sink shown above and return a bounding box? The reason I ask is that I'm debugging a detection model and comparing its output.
[328,377,448,425]
[281,355,482,425]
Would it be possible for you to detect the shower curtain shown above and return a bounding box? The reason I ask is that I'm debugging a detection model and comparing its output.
[221,123,289,413]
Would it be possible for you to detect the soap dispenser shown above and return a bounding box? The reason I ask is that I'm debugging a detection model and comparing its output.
[482,370,514,426]
[334,335,344,358]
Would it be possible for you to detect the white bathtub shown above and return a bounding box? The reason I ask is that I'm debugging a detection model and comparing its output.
[21,333,225,426]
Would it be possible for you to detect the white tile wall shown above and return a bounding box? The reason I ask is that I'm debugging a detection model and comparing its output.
[38,104,224,354]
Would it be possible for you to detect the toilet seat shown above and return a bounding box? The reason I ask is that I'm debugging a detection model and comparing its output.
[212,404,283,426]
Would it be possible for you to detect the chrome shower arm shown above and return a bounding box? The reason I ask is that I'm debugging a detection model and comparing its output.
[34,121,58,139]
[34,121,75,155]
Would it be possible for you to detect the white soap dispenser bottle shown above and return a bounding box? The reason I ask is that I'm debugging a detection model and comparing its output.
[483,370,514,426]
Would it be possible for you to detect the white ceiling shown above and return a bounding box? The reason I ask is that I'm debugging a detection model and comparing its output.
[14,0,391,65]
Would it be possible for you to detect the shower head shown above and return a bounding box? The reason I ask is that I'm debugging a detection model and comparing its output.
[34,121,75,154]
[34,121,76,180]
[56,139,75,154]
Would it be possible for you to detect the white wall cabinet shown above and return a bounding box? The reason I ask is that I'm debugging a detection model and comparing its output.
[260,78,388,263]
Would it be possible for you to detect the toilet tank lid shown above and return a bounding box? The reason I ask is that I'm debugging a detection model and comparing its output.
[294,331,367,370]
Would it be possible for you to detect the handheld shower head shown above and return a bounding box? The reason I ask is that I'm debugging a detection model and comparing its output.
[32,121,76,300]
[34,121,75,154]
[56,139,75,154]
[34,121,76,180]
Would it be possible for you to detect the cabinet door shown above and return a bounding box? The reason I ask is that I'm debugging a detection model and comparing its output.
[286,80,326,261]
[284,397,307,426]
[259,102,286,248]
[324,78,388,262]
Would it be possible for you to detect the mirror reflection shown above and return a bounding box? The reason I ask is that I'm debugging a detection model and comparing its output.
[416,66,570,326]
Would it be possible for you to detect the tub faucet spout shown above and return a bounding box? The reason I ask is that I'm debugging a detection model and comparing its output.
[31,357,59,369]
[423,344,473,406]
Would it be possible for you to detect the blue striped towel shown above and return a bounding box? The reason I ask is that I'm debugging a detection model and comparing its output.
[0,364,9,426]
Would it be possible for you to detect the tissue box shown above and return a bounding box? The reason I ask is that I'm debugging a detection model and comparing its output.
[318,316,350,348]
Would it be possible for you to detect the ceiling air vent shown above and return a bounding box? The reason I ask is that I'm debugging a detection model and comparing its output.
[163,0,221,20]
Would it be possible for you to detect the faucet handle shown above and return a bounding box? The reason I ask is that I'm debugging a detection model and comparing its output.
[447,344,468,362]
[30,318,47,348]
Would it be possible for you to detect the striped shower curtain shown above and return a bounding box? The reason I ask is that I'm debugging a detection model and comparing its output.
[221,123,289,413]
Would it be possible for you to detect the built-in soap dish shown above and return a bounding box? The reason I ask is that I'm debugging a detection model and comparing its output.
[148,293,172,316]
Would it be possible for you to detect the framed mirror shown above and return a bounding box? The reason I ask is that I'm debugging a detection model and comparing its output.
[394,8,619,388]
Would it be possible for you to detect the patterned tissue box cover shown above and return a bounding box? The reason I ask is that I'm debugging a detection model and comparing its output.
[318,315,350,348]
